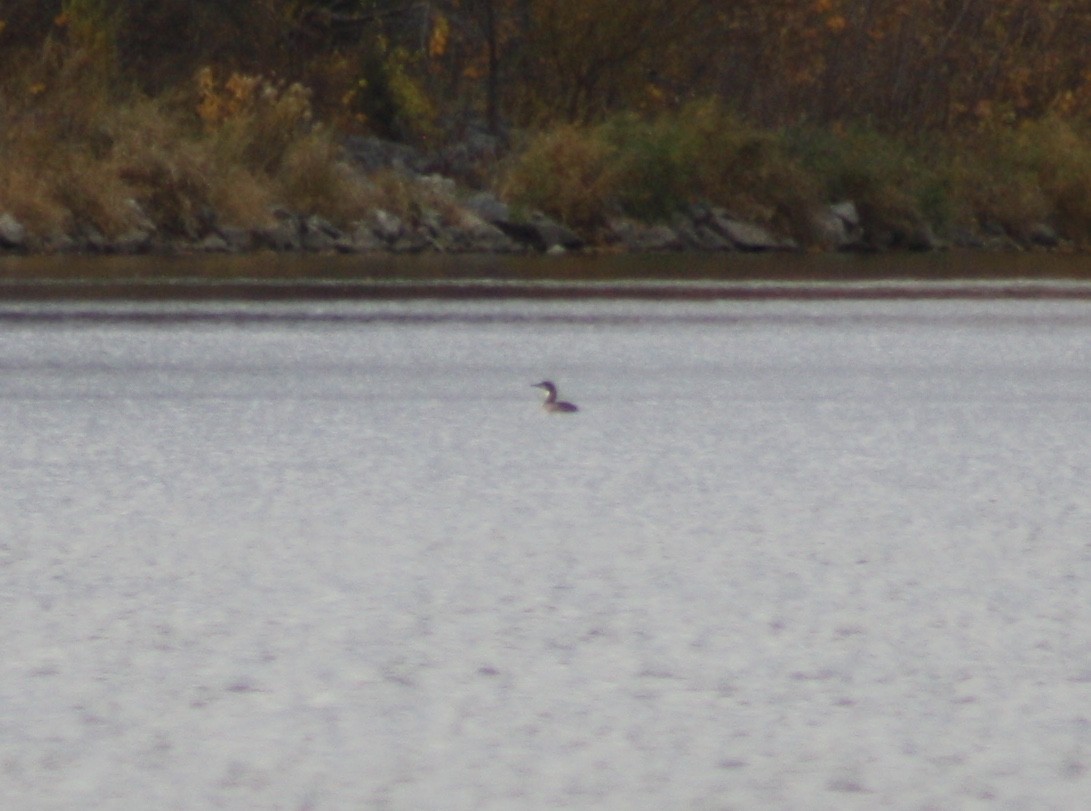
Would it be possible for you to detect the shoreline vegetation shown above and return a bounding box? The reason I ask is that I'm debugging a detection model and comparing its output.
[4,2,1091,258]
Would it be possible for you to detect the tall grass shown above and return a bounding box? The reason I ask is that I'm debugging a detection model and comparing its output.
[0,45,387,244]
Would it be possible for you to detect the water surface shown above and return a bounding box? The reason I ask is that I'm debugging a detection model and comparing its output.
[2,285,1090,809]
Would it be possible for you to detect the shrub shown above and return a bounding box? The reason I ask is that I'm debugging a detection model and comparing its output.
[599,112,695,221]
[503,100,820,237]
[501,125,618,228]
[1014,117,1091,241]
[196,68,316,174]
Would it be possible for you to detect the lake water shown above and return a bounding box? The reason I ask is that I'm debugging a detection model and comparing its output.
[2,260,1091,809]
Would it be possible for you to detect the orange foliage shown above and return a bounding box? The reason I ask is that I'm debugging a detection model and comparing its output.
[6,0,1091,136]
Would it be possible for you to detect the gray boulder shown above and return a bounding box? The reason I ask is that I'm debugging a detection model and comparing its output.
[528,213,583,251]
[829,201,861,229]
[370,209,405,244]
[426,128,504,186]
[811,202,866,249]
[707,212,784,251]
[607,219,683,251]
[638,224,684,251]
[449,213,520,253]
[1028,222,1060,248]
[464,192,510,224]
[301,215,342,252]
[79,226,109,253]
[112,229,155,254]
[491,212,582,252]
[418,174,457,197]
[390,229,431,254]
[343,136,426,174]
[810,207,849,248]
[462,194,581,252]
[43,232,79,253]
[218,226,254,252]
[0,213,27,249]
[253,209,304,251]
[194,233,231,253]
[344,222,386,252]
[673,213,735,251]
[255,219,301,251]
[124,198,157,233]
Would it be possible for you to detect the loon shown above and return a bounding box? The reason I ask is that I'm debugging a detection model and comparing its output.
[532,381,579,413]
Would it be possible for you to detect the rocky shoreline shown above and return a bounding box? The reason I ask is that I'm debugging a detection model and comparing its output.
[0,136,1066,258]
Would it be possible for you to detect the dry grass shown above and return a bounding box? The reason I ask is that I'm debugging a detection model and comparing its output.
[0,50,388,243]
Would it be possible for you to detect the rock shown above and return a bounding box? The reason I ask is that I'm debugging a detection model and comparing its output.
[829,201,861,229]
[390,230,430,253]
[1028,222,1060,248]
[463,196,580,252]
[43,232,79,253]
[980,234,1019,250]
[708,212,784,251]
[418,208,446,237]
[124,198,157,233]
[810,203,868,250]
[449,213,520,253]
[606,219,683,251]
[267,209,305,250]
[638,224,684,251]
[672,219,704,249]
[113,229,155,254]
[418,174,457,197]
[673,215,734,251]
[109,199,159,253]
[688,202,785,249]
[950,229,985,249]
[343,136,426,174]
[604,218,639,249]
[219,227,253,252]
[306,214,340,238]
[301,215,341,251]
[528,213,583,251]
[345,222,386,252]
[903,224,943,252]
[194,233,231,253]
[255,217,301,251]
[370,209,405,243]
[696,225,735,251]
[0,213,27,249]
[859,213,941,252]
[426,127,504,186]
[464,192,510,224]
[810,207,850,248]
[80,227,109,253]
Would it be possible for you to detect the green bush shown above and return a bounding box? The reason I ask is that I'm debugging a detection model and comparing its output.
[501,125,618,227]
[504,100,819,236]
[1013,117,1091,241]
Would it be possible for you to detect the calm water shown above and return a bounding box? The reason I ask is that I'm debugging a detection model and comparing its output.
[2,258,1091,808]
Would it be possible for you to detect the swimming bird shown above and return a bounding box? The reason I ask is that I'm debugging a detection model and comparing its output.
[532,380,579,413]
